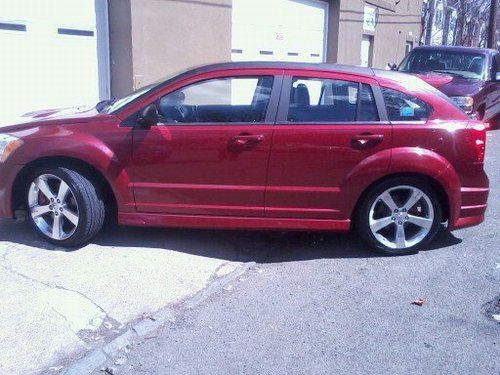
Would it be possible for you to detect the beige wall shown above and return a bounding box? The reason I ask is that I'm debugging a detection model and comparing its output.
[329,0,422,69]
[110,0,231,97]
[109,0,134,98]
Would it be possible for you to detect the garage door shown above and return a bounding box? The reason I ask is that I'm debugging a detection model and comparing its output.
[232,0,328,63]
[0,0,108,123]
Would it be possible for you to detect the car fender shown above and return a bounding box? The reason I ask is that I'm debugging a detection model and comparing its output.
[7,124,135,212]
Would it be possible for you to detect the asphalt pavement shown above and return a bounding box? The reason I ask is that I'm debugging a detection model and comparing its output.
[99,130,500,375]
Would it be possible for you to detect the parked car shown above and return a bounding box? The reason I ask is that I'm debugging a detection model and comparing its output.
[393,46,500,129]
[0,62,489,255]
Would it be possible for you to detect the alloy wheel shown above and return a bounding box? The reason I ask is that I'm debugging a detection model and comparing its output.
[368,185,434,250]
[28,174,80,241]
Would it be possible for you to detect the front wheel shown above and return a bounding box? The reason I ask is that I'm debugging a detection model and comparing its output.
[25,167,105,247]
[356,177,442,255]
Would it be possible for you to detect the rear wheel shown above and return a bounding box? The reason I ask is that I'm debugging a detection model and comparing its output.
[25,167,105,247]
[356,177,442,255]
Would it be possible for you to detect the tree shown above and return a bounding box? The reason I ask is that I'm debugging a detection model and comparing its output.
[487,0,498,48]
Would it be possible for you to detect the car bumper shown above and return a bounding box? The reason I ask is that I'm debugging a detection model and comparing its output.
[450,185,489,230]
[0,162,23,219]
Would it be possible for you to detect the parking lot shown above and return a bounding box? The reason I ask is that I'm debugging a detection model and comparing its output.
[0,130,498,375]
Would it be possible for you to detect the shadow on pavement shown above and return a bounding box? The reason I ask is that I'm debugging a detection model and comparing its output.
[0,219,462,263]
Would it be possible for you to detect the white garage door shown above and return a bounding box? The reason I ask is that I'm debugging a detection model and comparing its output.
[232,0,328,63]
[0,0,108,123]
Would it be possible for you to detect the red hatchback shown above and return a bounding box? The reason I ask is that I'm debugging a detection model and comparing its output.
[0,62,489,255]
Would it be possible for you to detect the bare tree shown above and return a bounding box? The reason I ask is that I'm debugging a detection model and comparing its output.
[487,0,498,48]
[425,0,436,45]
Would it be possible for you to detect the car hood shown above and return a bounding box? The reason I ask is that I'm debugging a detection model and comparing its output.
[414,73,484,97]
[0,106,105,132]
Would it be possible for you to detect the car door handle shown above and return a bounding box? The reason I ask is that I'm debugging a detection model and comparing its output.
[351,133,384,148]
[230,134,265,146]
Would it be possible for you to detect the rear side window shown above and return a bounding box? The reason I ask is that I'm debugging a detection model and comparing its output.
[157,76,274,123]
[287,77,379,123]
[381,88,433,122]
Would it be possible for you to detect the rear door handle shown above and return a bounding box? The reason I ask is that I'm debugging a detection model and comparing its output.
[351,133,384,148]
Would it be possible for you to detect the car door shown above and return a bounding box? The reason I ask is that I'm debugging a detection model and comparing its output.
[265,71,392,220]
[132,71,282,217]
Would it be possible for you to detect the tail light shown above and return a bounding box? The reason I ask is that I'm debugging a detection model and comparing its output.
[466,121,486,162]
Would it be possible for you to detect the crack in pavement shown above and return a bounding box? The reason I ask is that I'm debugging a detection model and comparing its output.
[0,246,111,325]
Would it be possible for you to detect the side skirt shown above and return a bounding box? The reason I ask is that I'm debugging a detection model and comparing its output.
[118,213,351,232]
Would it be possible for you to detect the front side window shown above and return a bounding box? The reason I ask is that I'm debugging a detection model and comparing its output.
[382,88,433,122]
[157,76,274,124]
[287,78,379,123]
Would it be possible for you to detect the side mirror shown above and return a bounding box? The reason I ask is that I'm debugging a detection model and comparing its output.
[387,63,398,71]
[137,104,158,128]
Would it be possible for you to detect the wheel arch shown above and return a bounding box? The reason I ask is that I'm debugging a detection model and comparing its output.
[12,156,117,220]
[350,172,450,226]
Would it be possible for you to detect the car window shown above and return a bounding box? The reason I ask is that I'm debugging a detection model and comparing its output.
[157,76,274,124]
[399,50,485,79]
[382,88,433,122]
[287,77,379,123]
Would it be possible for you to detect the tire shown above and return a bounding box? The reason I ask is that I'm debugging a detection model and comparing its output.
[355,177,442,255]
[25,166,105,247]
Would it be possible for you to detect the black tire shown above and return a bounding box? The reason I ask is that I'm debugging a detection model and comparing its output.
[25,166,105,247]
[355,177,442,255]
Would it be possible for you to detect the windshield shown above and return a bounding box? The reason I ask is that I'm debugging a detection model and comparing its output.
[99,68,190,114]
[399,50,486,79]
[102,83,159,114]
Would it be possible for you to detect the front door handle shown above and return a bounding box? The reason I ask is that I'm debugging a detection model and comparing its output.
[351,133,384,148]
[230,134,265,147]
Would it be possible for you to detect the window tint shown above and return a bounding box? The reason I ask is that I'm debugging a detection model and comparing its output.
[287,78,379,123]
[382,88,432,122]
[157,76,273,123]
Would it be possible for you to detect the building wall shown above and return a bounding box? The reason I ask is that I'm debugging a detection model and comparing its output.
[108,0,422,97]
[330,0,422,68]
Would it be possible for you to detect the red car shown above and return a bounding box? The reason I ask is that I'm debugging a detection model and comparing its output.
[0,62,489,255]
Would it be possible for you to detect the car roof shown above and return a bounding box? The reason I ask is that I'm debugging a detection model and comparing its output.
[185,61,377,76]
[411,45,497,55]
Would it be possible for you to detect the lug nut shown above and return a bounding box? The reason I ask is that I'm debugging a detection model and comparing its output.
[398,221,403,225]
[60,207,63,212]
[56,199,60,203]
[50,198,54,202]
[55,212,59,216]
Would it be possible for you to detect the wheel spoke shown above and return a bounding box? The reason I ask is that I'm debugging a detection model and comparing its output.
[370,216,393,233]
[36,177,55,200]
[380,191,398,211]
[57,181,71,202]
[31,204,51,218]
[403,188,423,211]
[395,224,406,248]
[52,214,63,240]
[62,208,79,226]
[407,214,433,229]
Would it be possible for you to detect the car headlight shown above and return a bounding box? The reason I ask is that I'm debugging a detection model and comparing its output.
[0,134,23,162]
[450,96,474,114]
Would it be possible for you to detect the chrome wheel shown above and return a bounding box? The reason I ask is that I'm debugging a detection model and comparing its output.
[28,174,79,241]
[369,185,434,250]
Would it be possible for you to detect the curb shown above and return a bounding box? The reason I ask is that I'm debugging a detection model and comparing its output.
[60,261,255,375]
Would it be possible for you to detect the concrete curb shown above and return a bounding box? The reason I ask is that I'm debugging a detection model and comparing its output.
[60,261,255,375]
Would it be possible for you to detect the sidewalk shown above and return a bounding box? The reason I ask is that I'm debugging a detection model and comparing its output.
[0,219,242,374]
